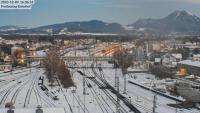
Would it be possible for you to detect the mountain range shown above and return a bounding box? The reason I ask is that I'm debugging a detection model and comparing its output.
[129,10,200,33]
[1,10,200,35]
[1,20,126,35]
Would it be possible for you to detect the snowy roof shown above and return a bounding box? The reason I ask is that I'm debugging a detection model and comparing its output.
[178,60,200,67]
[36,50,47,57]
[172,53,182,59]
[184,46,200,49]
[193,54,200,57]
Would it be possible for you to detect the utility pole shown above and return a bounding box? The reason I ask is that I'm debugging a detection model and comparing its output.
[120,40,127,94]
[29,60,31,72]
[74,39,77,57]
[116,76,120,113]
[115,67,117,88]
[153,95,157,113]
[176,100,177,113]
[123,72,127,94]
[83,73,86,113]
[175,80,178,113]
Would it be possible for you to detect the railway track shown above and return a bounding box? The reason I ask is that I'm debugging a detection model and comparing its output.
[88,62,129,113]
[89,62,141,113]
[98,69,153,113]
[55,78,74,113]
[0,68,37,108]
[72,91,90,113]
[11,79,31,104]
[0,68,38,90]
[84,68,111,113]
[79,67,128,113]
[24,74,38,107]
[0,78,30,107]
[0,72,30,87]
[34,77,56,107]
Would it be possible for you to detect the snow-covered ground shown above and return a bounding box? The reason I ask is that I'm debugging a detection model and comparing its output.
[93,61,199,113]
[0,67,73,113]
[0,45,199,113]
[0,108,66,113]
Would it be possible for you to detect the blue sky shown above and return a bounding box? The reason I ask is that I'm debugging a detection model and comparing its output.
[0,0,200,27]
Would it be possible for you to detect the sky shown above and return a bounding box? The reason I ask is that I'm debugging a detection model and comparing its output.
[0,0,200,27]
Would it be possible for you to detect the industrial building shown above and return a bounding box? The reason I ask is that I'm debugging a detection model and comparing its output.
[177,60,200,76]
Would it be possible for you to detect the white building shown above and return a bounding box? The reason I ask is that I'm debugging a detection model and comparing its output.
[172,53,182,62]
[161,53,176,67]
[193,54,200,61]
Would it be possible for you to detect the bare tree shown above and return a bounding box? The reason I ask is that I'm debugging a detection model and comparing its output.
[43,49,74,88]
[43,50,58,86]
[57,60,74,88]
[113,49,133,72]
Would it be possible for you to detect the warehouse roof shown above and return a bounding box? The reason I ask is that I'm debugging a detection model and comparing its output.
[179,60,200,68]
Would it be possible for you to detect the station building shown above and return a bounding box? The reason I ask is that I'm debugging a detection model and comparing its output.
[177,60,200,76]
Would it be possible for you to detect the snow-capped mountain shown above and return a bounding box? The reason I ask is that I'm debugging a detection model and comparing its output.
[0,20,127,35]
[19,20,126,34]
[129,10,200,33]
[0,25,26,31]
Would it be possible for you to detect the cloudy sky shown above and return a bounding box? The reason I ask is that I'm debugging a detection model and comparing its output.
[0,0,200,27]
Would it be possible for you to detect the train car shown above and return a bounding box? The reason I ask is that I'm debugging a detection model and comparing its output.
[38,76,44,85]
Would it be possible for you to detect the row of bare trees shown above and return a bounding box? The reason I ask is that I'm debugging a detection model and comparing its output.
[43,50,74,88]
[113,49,133,74]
